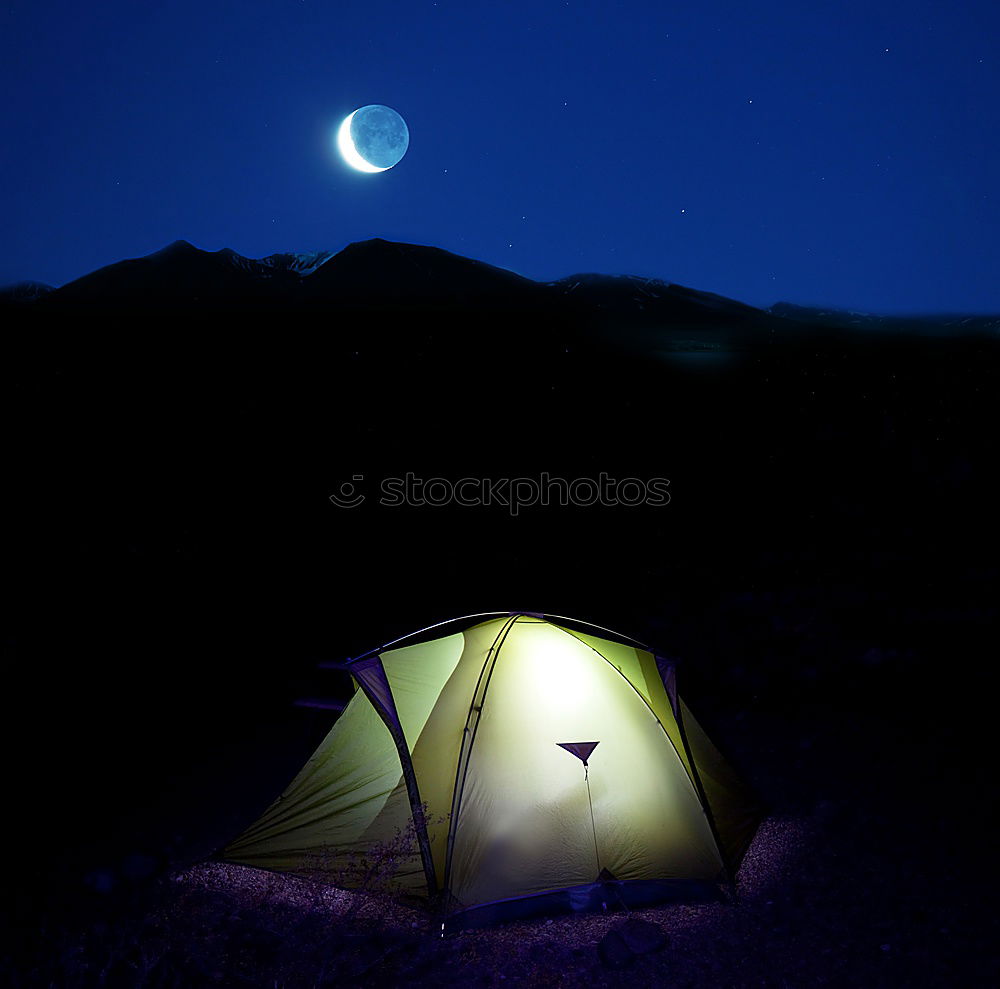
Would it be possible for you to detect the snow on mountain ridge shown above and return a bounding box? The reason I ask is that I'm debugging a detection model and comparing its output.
[260,251,336,276]
[216,247,336,278]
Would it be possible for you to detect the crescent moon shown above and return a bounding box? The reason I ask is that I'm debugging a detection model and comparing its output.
[337,111,388,173]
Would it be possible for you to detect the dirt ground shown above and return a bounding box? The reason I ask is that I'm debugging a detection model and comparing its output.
[5,694,997,988]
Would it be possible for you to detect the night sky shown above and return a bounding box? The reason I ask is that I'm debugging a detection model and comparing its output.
[3,1,998,313]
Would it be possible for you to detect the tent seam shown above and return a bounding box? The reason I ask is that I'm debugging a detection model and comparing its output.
[441,614,520,909]
[550,624,692,779]
[550,623,729,879]
[674,699,735,888]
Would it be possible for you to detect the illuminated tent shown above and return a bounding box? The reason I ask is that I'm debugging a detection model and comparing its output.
[223,613,761,928]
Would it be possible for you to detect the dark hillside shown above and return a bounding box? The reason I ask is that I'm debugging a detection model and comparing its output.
[2,242,998,984]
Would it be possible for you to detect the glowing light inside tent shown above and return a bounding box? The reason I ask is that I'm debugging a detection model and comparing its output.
[530,633,598,708]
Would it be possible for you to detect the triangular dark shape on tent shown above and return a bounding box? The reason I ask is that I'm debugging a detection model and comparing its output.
[597,867,618,882]
[557,741,600,765]
[351,656,401,731]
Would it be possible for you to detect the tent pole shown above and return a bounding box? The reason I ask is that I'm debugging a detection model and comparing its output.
[346,611,652,669]
[542,613,651,650]
[584,766,601,876]
[347,612,512,665]
[441,616,520,906]
[353,659,439,899]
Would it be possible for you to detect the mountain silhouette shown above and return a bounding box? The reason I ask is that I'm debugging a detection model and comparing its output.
[302,238,541,307]
[5,239,998,338]
[0,280,53,303]
[3,238,778,328]
[29,240,299,310]
[767,300,1000,335]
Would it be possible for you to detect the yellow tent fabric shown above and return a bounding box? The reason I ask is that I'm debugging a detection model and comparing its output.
[224,614,761,921]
